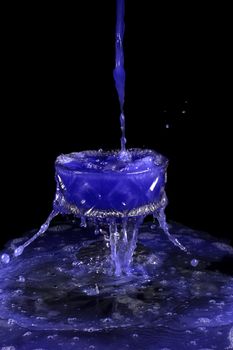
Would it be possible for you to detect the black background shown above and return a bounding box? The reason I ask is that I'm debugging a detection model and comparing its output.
[1,2,232,249]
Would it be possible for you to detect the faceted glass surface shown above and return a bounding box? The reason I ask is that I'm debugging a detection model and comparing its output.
[55,149,168,218]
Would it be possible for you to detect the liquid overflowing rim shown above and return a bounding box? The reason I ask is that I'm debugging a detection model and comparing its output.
[55,148,168,176]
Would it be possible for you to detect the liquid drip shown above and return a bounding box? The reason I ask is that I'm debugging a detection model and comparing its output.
[155,209,188,252]
[1,204,197,272]
[80,216,87,228]
[14,210,58,258]
[1,210,58,264]
[113,0,126,151]
[109,217,143,275]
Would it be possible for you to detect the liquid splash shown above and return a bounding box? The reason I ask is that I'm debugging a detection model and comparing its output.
[1,149,197,274]
[13,210,58,258]
[1,200,191,275]
[0,221,232,349]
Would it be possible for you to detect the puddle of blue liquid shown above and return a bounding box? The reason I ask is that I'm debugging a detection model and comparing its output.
[0,221,233,350]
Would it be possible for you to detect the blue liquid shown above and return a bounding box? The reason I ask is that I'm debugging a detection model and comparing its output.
[55,149,167,212]
[113,0,127,151]
[0,221,232,349]
[2,149,194,274]
[0,1,198,275]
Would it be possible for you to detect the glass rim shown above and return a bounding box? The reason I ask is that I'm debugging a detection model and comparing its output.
[55,148,168,176]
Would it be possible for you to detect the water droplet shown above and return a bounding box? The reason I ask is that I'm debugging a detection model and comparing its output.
[36,316,47,320]
[14,289,23,295]
[18,275,25,283]
[80,216,87,227]
[73,337,80,341]
[132,333,139,338]
[191,258,199,267]
[198,317,211,324]
[95,284,100,294]
[36,298,44,304]
[23,331,32,337]
[85,327,95,333]
[14,246,24,257]
[47,334,58,340]
[190,340,197,346]
[1,254,10,264]
[7,319,16,325]
[94,228,100,235]
[67,317,77,323]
